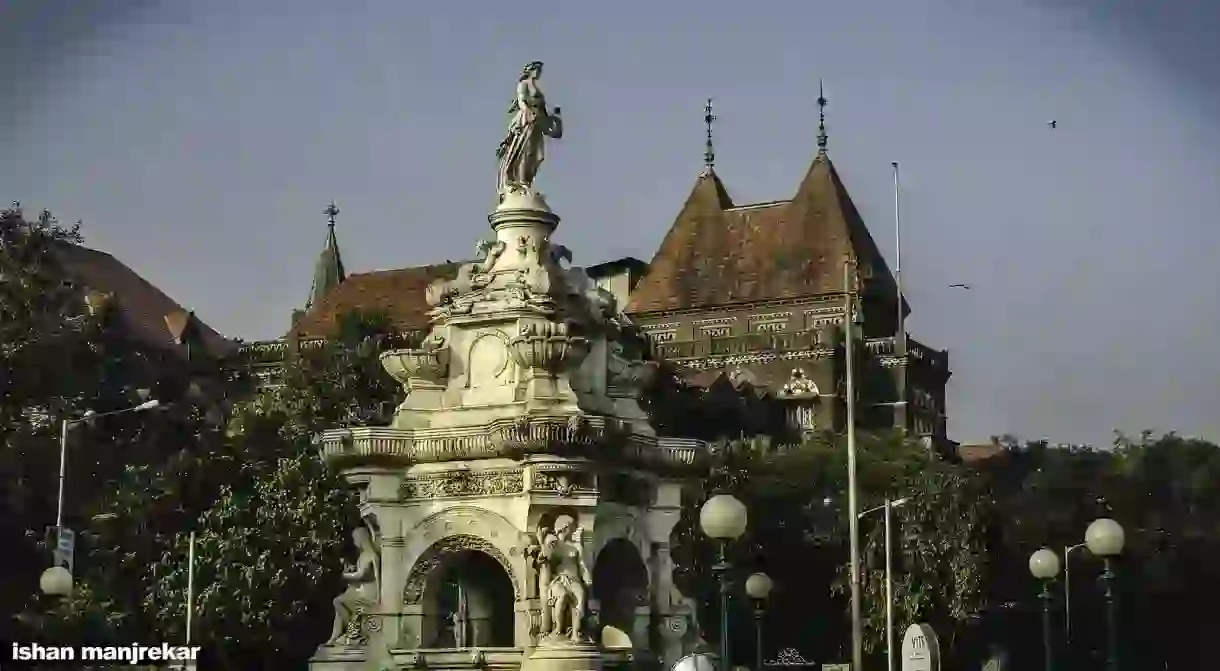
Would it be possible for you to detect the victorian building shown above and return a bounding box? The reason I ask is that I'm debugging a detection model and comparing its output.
[246,98,951,445]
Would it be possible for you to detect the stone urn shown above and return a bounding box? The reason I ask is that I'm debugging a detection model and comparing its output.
[508,321,590,376]
[380,337,450,391]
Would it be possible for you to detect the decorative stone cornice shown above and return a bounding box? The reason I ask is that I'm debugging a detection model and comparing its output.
[317,414,707,471]
[679,348,830,371]
[398,468,524,500]
[630,293,844,321]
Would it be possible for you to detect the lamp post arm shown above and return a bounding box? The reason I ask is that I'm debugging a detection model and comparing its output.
[53,400,162,532]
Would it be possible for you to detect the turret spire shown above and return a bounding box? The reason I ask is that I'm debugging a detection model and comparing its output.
[703,98,716,174]
[306,200,346,311]
[817,80,829,152]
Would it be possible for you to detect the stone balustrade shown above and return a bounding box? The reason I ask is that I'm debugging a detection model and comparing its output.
[316,419,705,471]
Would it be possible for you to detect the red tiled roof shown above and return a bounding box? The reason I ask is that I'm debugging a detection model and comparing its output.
[627,153,902,314]
[289,263,461,339]
[958,441,1006,463]
[55,244,230,355]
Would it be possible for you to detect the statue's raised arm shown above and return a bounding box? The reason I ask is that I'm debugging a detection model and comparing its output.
[496,61,562,200]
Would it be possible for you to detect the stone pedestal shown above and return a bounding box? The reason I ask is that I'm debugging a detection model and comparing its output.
[523,643,603,671]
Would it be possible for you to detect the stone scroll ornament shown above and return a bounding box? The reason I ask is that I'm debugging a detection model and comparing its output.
[495,61,563,199]
[530,515,592,643]
[326,522,381,646]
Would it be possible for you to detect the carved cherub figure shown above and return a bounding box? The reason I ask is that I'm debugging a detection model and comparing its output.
[535,515,592,643]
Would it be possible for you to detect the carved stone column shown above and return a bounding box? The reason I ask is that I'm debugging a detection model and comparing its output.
[379,535,406,648]
[652,542,686,668]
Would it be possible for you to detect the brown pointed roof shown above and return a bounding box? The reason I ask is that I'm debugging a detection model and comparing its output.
[288,262,461,339]
[627,152,901,314]
[55,244,231,355]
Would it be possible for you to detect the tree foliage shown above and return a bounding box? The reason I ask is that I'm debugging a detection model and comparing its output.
[1,203,207,644]
[668,432,992,667]
[143,311,403,666]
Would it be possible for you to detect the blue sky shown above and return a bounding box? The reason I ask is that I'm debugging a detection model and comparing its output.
[3,0,1218,445]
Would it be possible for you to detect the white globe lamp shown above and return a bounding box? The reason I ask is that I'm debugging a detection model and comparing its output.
[40,566,72,596]
[1028,548,1061,580]
[745,572,773,601]
[1085,518,1125,557]
[699,494,748,540]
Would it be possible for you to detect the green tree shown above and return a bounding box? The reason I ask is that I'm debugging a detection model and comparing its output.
[141,312,405,666]
[670,433,992,668]
[842,446,990,662]
[1,202,198,643]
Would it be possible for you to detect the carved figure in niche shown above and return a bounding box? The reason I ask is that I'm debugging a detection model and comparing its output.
[534,515,592,642]
[475,239,506,273]
[496,61,563,197]
[326,524,381,645]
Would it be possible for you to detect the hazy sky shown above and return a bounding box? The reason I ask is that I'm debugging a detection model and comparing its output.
[4,0,1218,445]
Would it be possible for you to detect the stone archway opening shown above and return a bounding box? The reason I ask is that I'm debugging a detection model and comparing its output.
[592,537,649,648]
[424,549,516,648]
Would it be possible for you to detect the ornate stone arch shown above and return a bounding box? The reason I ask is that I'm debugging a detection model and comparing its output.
[401,505,525,604]
[402,534,519,604]
[590,509,650,569]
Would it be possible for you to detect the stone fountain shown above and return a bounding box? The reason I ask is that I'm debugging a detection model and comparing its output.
[309,61,710,671]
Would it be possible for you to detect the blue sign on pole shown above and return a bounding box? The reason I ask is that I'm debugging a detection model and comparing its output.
[54,527,75,574]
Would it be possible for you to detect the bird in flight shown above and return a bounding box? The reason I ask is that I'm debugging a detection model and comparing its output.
[949,283,971,289]
[1047,120,1057,129]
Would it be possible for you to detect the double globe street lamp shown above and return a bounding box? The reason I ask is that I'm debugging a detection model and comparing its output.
[699,493,749,671]
[1029,517,1125,671]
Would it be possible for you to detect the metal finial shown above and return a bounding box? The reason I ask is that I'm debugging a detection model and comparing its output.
[324,201,339,227]
[817,80,828,151]
[703,98,716,171]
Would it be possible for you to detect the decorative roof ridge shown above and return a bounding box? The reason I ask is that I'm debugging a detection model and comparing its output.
[724,199,789,212]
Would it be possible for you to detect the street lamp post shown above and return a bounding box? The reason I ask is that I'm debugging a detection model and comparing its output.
[1085,518,1125,671]
[1029,548,1061,671]
[700,494,748,671]
[842,259,864,671]
[859,498,908,671]
[745,572,773,671]
[1063,542,1087,645]
[41,399,162,596]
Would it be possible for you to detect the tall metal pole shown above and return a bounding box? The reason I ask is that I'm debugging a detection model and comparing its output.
[754,603,765,671]
[1063,543,1085,645]
[1040,580,1056,671]
[186,531,196,645]
[55,419,69,530]
[884,500,895,671]
[844,259,864,671]
[1101,559,1118,671]
[893,163,902,373]
[715,542,732,671]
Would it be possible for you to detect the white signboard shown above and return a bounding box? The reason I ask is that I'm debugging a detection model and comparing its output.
[54,527,75,574]
[900,623,940,671]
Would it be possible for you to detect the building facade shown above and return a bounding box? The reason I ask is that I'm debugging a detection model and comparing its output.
[248,117,951,444]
